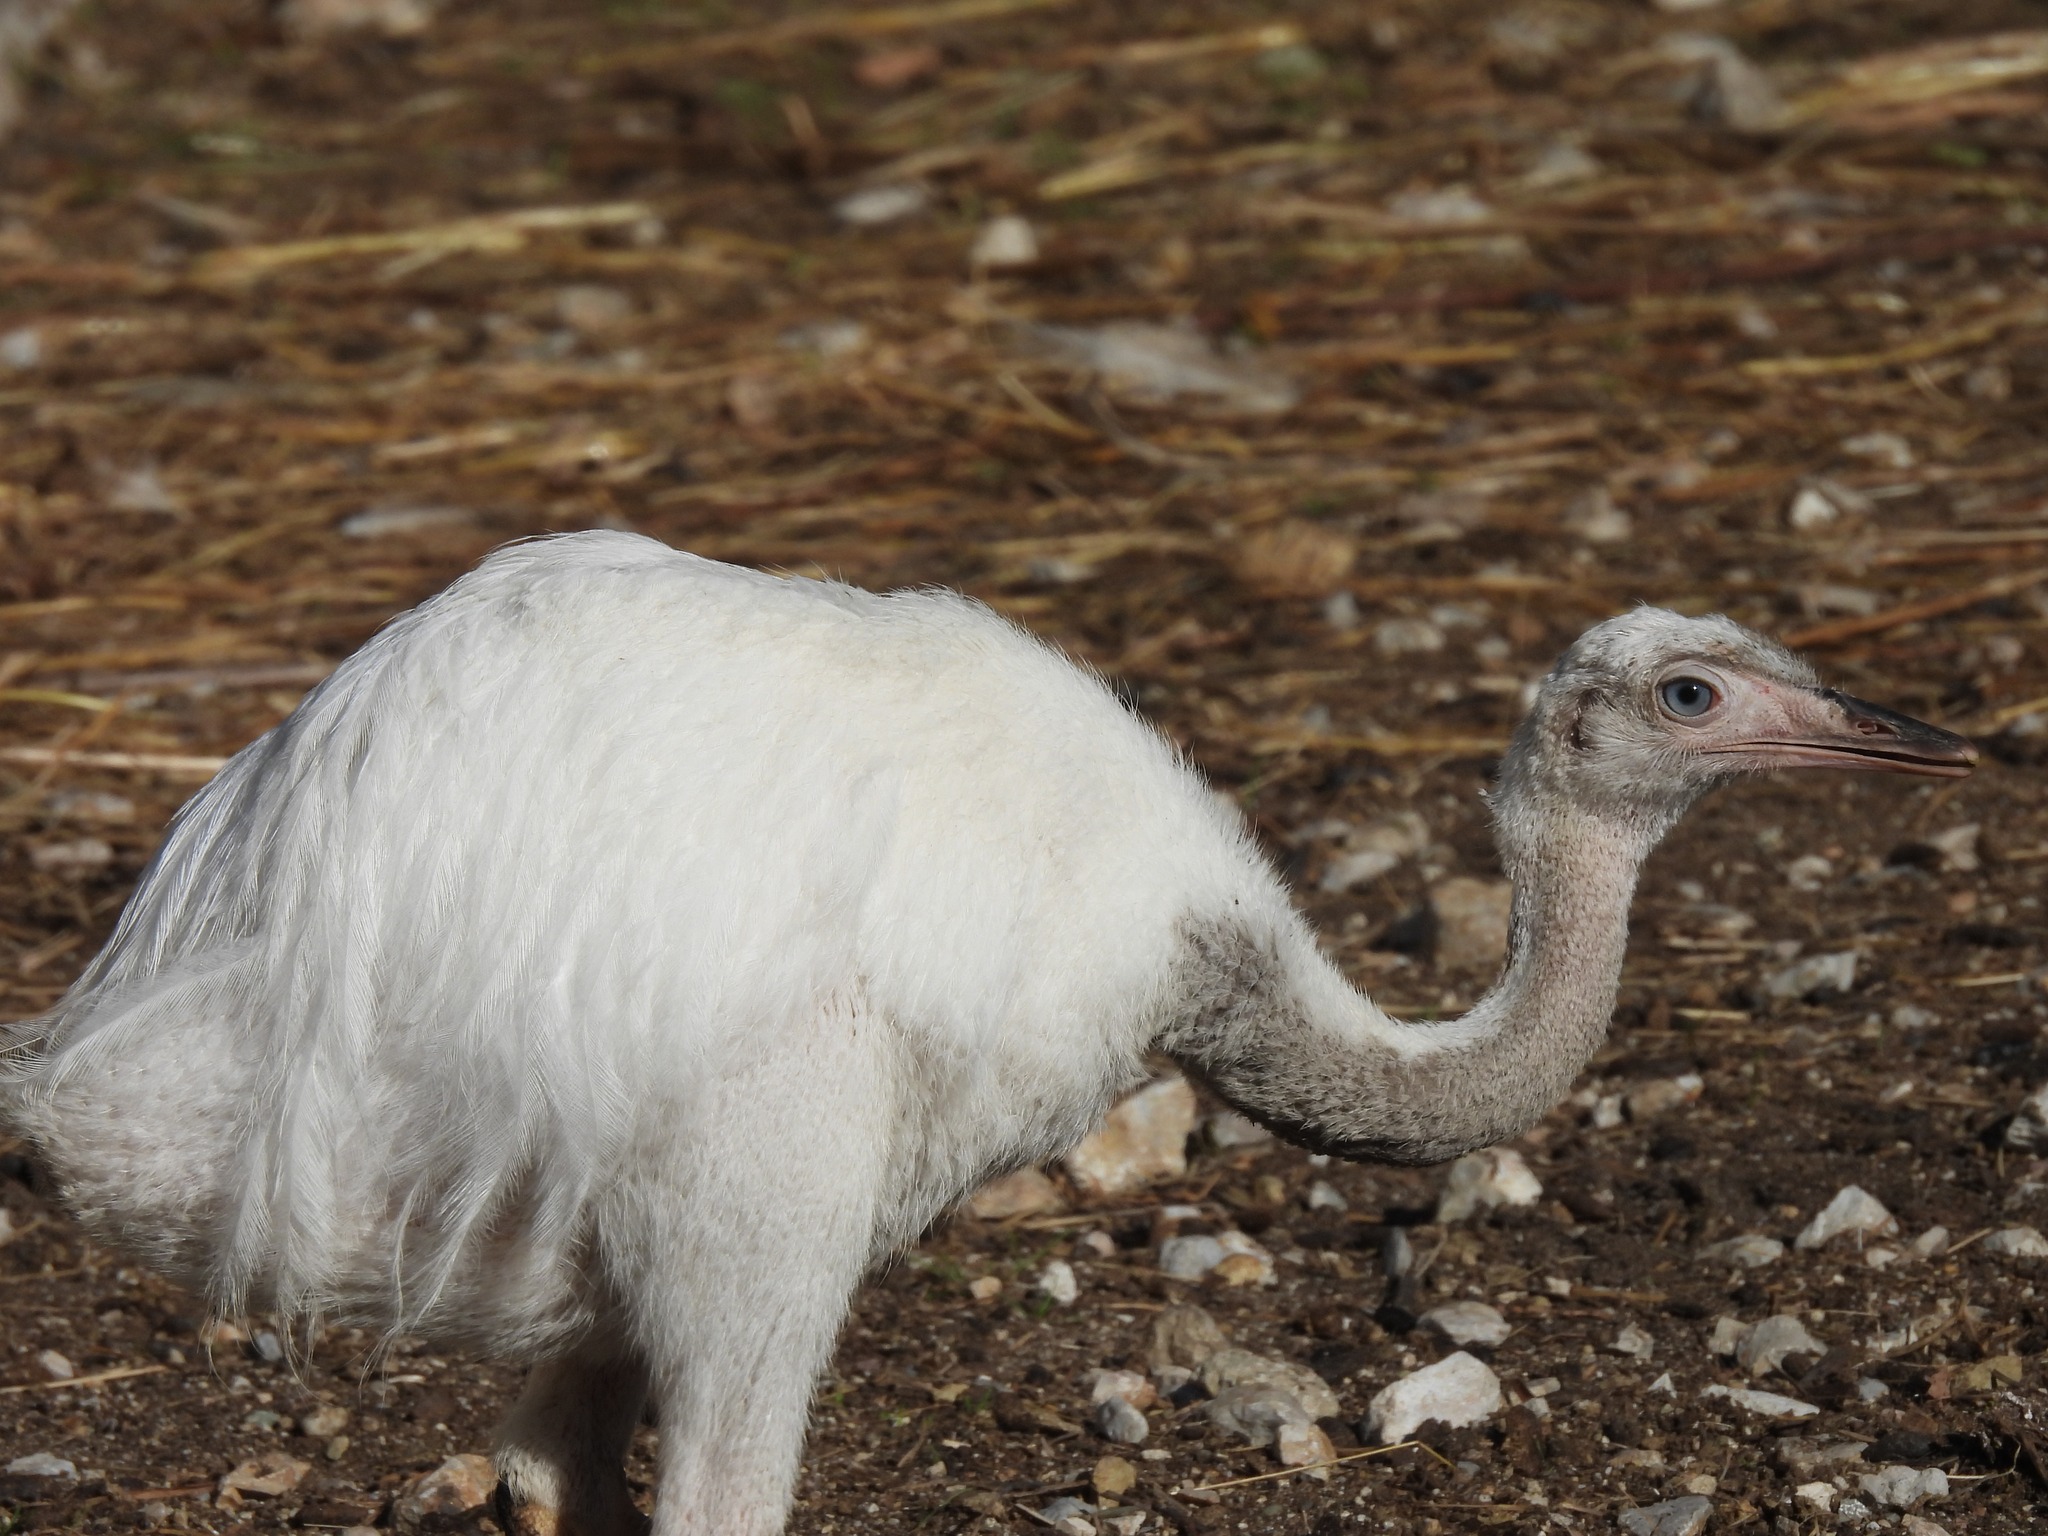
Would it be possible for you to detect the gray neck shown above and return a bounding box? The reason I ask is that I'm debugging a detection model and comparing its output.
[1163,796,1659,1166]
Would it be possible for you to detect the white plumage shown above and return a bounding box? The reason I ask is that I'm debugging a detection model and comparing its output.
[2,529,1973,1535]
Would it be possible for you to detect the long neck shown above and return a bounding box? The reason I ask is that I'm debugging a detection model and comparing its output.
[1163,798,1657,1166]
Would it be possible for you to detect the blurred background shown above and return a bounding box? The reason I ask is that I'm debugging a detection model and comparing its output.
[1,2,2046,1533]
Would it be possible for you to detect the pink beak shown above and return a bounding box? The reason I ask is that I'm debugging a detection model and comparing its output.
[1723,688,1978,780]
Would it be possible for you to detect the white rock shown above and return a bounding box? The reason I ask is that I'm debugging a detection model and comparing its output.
[1983,1226,2048,1258]
[1926,823,1980,872]
[1429,878,1513,973]
[1204,1109,1271,1149]
[1618,1496,1712,1536]
[1700,1384,1819,1418]
[1795,1185,1898,1249]
[1148,1304,1229,1372]
[1065,1075,1198,1196]
[1735,1315,1825,1377]
[391,1455,496,1535]
[1900,1517,1952,1536]
[1387,186,1493,225]
[29,838,112,872]
[1841,430,1914,470]
[1088,1369,1156,1410]
[0,326,40,370]
[1364,1351,1502,1443]
[1374,617,1445,656]
[1197,1347,1340,1420]
[1436,1147,1543,1222]
[1037,1260,1079,1305]
[1661,33,1789,133]
[299,1404,349,1438]
[1860,1465,1949,1509]
[1793,1481,1834,1516]
[1701,1234,1783,1269]
[279,0,435,42]
[1420,1301,1511,1348]
[1626,1074,1703,1122]
[834,183,929,227]
[967,1167,1066,1219]
[971,214,1038,270]
[1522,141,1603,188]
[1562,486,1631,542]
[1611,1323,1656,1360]
[220,1452,312,1499]
[1351,810,1430,860]
[1157,1234,1223,1280]
[1319,847,1400,892]
[35,1349,73,1380]
[2006,1086,2048,1151]
[1022,321,1297,416]
[1073,1228,1122,1261]
[1276,1418,1336,1475]
[338,504,476,539]
[1706,1317,1746,1356]
[1304,1179,1347,1213]
[4,1454,77,1480]
[1205,1385,1313,1447]
[1787,484,1842,531]
[1095,1395,1148,1445]
[1764,949,1858,1001]
[1784,853,1833,892]
[1907,1225,1950,1259]
[554,284,632,335]
[779,318,870,358]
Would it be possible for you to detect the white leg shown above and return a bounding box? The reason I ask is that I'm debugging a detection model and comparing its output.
[618,1005,896,1536]
[493,1345,651,1536]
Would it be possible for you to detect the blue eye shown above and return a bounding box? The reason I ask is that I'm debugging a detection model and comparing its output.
[1660,677,1717,718]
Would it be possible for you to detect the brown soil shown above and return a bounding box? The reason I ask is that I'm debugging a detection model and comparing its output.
[3,2,2047,1534]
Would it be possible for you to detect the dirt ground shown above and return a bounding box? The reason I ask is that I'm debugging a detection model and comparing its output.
[3,1,2048,1532]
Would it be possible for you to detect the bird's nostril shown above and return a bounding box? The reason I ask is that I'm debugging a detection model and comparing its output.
[1852,717,1890,737]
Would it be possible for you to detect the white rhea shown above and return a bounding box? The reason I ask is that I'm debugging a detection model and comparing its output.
[1,531,1974,1536]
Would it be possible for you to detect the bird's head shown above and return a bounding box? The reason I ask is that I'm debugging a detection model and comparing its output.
[1498,607,1976,841]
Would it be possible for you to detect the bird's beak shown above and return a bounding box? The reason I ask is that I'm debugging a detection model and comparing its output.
[1729,688,1978,779]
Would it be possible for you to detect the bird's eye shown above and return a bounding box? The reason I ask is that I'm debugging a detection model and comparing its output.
[1659,677,1718,718]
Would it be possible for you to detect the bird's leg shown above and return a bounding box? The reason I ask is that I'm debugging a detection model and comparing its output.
[624,1005,892,1536]
[492,1345,651,1536]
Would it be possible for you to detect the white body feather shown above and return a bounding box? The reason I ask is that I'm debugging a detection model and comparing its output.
[11,531,1300,1356]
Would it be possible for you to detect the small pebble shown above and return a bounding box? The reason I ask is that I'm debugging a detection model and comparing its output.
[4,1454,77,1480]
[1364,1352,1502,1443]
[1036,1260,1079,1306]
[1795,1185,1898,1249]
[1860,1465,1949,1509]
[1982,1226,2048,1258]
[834,183,929,227]
[1700,1234,1783,1269]
[1735,1315,1825,1377]
[1419,1301,1511,1348]
[1700,1384,1819,1418]
[1436,1146,1543,1222]
[1611,1323,1655,1361]
[1304,1179,1346,1213]
[1094,1396,1148,1445]
[970,215,1038,270]
[1764,949,1858,1001]
[1617,1494,1712,1536]
[36,1349,74,1381]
